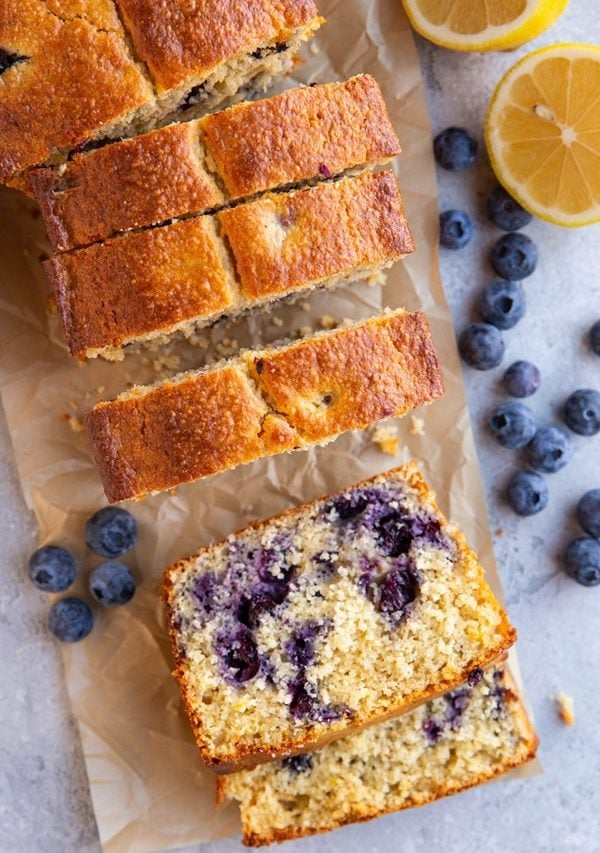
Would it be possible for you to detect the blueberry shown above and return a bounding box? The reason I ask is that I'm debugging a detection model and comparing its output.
[478,280,525,330]
[576,490,600,538]
[191,572,218,618]
[376,564,418,626]
[331,494,367,520]
[562,389,600,436]
[433,127,477,171]
[28,546,78,593]
[85,507,137,558]
[526,427,572,473]
[423,718,443,744]
[237,584,286,628]
[282,753,313,774]
[490,232,538,280]
[458,323,505,370]
[507,470,548,516]
[503,361,541,398]
[89,561,136,607]
[486,186,533,231]
[439,209,473,250]
[489,402,536,449]
[285,621,323,668]
[375,511,412,557]
[217,626,260,685]
[48,597,93,643]
[564,537,600,587]
[590,320,600,356]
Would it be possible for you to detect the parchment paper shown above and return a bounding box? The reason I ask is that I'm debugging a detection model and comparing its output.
[0,1,539,850]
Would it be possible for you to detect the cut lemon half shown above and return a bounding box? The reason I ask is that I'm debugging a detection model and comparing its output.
[402,0,568,52]
[486,43,600,227]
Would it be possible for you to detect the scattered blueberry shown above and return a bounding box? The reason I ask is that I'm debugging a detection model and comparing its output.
[490,232,538,280]
[376,565,418,626]
[85,507,137,558]
[458,323,505,370]
[503,360,541,398]
[439,209,473,249]
[375,511,412,557]
[478,280,526,330]
[285,621,323,668]
[423,718,444,744]
[89,561,136,607]
[331,494,367,520]
[48,597,94,643]
[28,545,78,593]
[489,402,536,449]
[526,427,572,473]
[590,320,600,356]
[562,389,600,436]
[486,186,533,231]
[217,626,260,685]
[433,127,477,171]
[507,470,549,516]
[282,754,313,774]
[467,668,484,687]
[576,490,600,539]
[563,537,600,587]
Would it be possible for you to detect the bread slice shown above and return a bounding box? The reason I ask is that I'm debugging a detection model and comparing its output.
[84,310,444,502]
[163,463,516,771]
[30,76,400,252]
[0,0,322,183]
[45,170,414,360]
[218,666,537,845]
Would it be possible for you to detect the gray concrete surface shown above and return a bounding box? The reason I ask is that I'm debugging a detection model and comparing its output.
[1,4,599,852]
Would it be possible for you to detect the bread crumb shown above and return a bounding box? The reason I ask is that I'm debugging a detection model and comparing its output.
[309,42,320,55]
[300,301,311,311]
[64,414,84,433]
[216,338,239,358]
[297,326,312,339]
[555,693,575,725]
[47,295,58,314]
[495,528,504,538]
[152,352,181,376]
[319,315,337,330]
[367,270,386,287]
[272,317,284,327]
[410,416,425,436]
[370,424,400,456]
[187,332,210,350]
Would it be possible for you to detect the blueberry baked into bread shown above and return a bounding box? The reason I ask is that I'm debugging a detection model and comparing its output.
[0,0,322,183]
[45,170,414,360]
[30,75,400,252]
[218,667,537,845]
[85,311,444,502]
[164,463,516,771]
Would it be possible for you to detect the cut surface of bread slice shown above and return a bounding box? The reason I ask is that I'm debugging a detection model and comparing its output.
[218,666,537,845]
[164,463,516,771]
[84,311,444,502]
[30,75,400,252]
[45,170,414,360]
[0,0,322,183]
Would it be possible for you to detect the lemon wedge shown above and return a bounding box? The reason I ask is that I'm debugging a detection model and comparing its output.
[486,43,600,227]
[402,0,568,52]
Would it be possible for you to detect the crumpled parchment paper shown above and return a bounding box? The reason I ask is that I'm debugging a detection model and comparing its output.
[0,1,539,850]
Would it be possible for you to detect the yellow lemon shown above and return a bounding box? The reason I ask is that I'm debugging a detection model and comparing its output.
[402,0,568,52]
[486,43,600,227]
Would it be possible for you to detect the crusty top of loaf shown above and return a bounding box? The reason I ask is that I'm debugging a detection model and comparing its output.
[115,0,322,91]
[45,170,412,358]
[219,170,414,300]
[29,124,224,252]
[201,74,401,197]
[46,217,235,357]
[29,75,400,253]
[84,311,444,501]
[0,0,153,183]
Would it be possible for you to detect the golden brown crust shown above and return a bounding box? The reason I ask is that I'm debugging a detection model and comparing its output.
[162,463,514,772]
[201,74,401,198]
[245,311,443,442]
[0,0,153,183]
[84,312,444,502]
[29,124,224,252]
[30,75,400,252]
[46,171,412,358]
[115,0,322,91]
[219,170,413,300]
[45,217,235,358]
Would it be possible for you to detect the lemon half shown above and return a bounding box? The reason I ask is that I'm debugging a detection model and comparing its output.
[402,0,568,52]
[486,43,600,227]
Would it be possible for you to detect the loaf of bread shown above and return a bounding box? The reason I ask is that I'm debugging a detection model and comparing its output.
[30,76,400,252]
[218,666,537,845]
[0,0,322,183]
[164,463,515,771]
[45,170,413,360]
[85,310,444,502]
